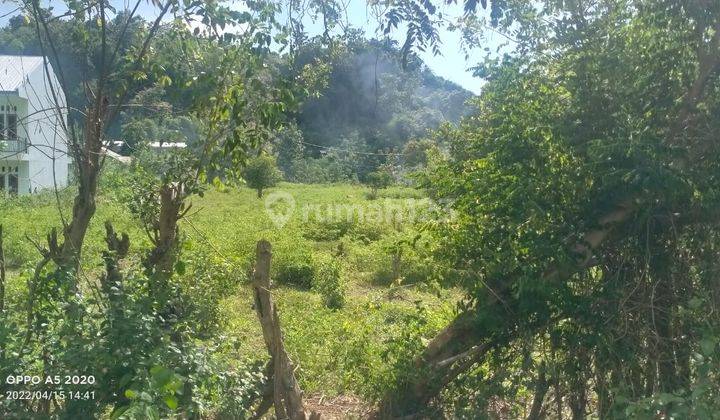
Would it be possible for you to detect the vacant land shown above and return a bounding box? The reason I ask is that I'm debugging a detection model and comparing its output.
[1,183,458,408]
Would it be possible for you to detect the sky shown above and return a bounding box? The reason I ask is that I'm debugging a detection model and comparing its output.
[287,0,497,94]
[0,0,503,94]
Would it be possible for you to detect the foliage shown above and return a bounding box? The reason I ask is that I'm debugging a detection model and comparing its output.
[402,138,436,169]
[274,247,315,288]
[395,0,720,416]
[365,166,394,199]
[272,123,306,179]
[288,155,355,184]
[120,88,203,151]
[125,148,203,235]
[291,36,472,179]
[1,182,454,415]
[311,253,345,309]
[178,247,244,337]
[241,155,282,198]
[302,218,354,241]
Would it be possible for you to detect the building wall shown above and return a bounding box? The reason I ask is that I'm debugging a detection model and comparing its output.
[17,62,70,193]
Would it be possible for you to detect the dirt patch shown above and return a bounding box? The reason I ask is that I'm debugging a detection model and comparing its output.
[304,394,374,419]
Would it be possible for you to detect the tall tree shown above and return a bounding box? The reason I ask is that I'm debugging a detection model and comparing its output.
[379,1,720,416]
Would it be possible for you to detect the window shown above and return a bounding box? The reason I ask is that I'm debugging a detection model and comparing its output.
[7,173,17,195]
[0,166,19,195]
[0,105,18,140]
[7,113,17,140]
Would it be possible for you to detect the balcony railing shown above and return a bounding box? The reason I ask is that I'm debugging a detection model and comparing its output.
[0,138,29,155]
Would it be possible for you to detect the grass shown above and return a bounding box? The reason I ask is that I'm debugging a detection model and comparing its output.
[0,182,460,400]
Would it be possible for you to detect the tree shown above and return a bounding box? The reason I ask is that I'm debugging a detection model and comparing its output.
[365,166,394,198]
[0,0,311,417]
[272,124,305,180]
[293,36,471,166]
[243,155,282,198]
[402,138,436,168]
[378,1,720,417]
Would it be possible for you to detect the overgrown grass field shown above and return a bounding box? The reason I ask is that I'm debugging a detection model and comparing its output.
[0,182,459,406]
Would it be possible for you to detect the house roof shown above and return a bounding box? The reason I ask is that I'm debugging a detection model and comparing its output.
[0,55,45,92]
[101,147,133,165]
[149,142,187,149]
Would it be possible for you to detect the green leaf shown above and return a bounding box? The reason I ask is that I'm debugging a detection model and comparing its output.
[118,374,133,388]
[151,366,174,387]
[164,395,179,410]
[700,338,716,356]
[174,260,186,276]
[688,297,703,309]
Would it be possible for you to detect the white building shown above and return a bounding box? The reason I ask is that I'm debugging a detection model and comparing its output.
[0,55,70,195]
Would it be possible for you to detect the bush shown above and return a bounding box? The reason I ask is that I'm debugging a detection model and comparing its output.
[348,222,386,244]
[241,155,281,198]
[364,167,394,199]
[373,187,425,200]
[371,235,437,286]
[178,248,244,336]
[302,218,355,242]
[275,258,315,289]
[312,254,345,309]
[402,139,437,168]
[289,156,354,184]
[197,359,267,419]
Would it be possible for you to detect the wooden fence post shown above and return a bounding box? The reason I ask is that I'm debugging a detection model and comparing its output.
[252,240,316,420]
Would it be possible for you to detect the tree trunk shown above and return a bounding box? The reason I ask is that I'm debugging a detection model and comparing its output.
[100,222,130,319]
[376,21,720,418]
[377,309,491,417]
[566,345,589,420]
[595,362,610,419]
[650,241,678,393]
[144,183,184,291]
[377,202,634,418]
[53,99,107,286]
[527,364,548,420]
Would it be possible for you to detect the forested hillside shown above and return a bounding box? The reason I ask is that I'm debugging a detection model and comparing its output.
[293,35,471,154]
[0,19,471,183]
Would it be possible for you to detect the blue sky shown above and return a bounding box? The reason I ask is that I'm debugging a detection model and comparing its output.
[288,1,494,94]
[0,0,500,94]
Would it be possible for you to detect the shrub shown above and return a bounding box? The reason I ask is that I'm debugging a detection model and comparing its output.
[241,155,281,198]
[364,167,394,199]
[371,235,436,286]
[312,254,345,309]
[197,359,267,419]
[289,157,355,184]
[178,248,244,336]
[302,218,355,242]
[270,241,315,289]
[374,187,425,199]
[275,258,315,289]
[402,139,437,168]
[348,222,386,244]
